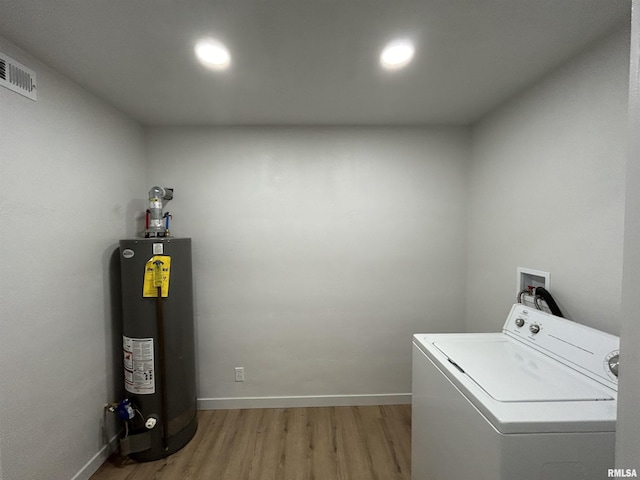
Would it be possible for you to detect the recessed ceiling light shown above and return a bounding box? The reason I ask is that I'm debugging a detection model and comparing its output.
[380,40,415,70]
[194,38,231,71]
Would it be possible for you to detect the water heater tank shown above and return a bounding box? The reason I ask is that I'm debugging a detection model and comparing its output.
[118,237,197,461]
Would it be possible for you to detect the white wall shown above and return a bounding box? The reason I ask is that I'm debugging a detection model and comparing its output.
[0,38,146,480]
[617,0,640,467]
[1,14,634,479]
[466,25,630,333]
[145,127,469,406]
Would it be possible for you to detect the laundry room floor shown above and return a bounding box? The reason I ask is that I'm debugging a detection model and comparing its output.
[91,404,411,480]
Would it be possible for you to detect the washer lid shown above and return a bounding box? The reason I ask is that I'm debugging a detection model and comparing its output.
[434,339,614,402]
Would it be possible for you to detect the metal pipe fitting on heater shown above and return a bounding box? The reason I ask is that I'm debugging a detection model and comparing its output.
[145,186,173,238]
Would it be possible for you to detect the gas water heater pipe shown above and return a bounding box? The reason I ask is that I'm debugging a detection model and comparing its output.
[153,259,170,451]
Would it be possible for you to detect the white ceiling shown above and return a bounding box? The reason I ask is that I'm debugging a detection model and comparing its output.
[0,1,631,126]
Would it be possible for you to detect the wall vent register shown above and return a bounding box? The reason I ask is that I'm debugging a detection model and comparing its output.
[0,52,37,100]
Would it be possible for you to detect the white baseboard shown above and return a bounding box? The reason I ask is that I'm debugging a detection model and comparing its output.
[197,393,411,410]
[71,432,119,480]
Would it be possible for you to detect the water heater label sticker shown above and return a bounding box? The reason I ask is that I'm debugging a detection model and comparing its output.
[123,336,155,394]
[122,249,135,259]
[153,243,163,254]
[142,256,171,297]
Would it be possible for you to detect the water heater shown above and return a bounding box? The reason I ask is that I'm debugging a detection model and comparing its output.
[117,190,197,461]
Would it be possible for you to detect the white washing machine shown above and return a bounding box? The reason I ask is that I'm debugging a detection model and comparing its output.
[412,304,619,480]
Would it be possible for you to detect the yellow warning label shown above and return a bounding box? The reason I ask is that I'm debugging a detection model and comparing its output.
[143,255,171,297]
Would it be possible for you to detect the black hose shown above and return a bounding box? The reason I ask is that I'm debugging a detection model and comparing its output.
[534,287,564,318]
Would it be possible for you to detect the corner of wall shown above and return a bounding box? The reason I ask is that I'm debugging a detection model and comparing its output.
[465,23,630,333]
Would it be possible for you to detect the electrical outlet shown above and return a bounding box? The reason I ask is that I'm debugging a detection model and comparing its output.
[234,367,245,382]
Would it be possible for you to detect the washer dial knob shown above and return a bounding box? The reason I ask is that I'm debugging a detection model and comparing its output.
[608,354,619,378]
[515,318,525,327]
[529,324,540,334]
[604,351,620,380]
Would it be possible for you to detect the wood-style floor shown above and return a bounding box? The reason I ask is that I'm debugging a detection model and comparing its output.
[91,405,411,480]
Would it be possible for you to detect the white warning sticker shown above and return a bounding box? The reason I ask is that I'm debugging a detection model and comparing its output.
[123,336,155,394]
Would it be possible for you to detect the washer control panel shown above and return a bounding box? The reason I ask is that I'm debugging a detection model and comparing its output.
[504,304,620,389]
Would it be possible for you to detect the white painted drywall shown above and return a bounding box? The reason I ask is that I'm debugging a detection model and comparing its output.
[1,14,633,479]
[0,37,146,480]
[466,25,630,333]
[145,127,469,404]
[617,0,640,468]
